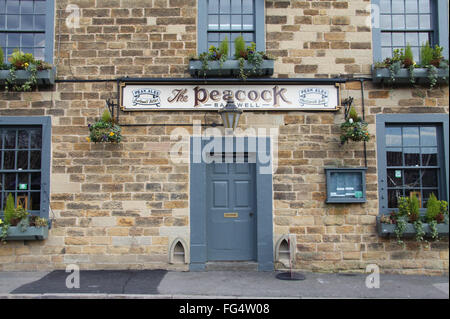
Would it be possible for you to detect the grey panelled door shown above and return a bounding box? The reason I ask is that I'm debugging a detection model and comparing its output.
[206,162,256,261]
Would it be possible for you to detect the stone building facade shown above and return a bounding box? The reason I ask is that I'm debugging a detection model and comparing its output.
[0,0,448,274]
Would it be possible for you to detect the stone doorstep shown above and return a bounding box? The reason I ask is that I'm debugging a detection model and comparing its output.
[205,261,258,271]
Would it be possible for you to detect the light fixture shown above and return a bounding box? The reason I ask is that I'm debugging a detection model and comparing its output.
[218,98,243,130]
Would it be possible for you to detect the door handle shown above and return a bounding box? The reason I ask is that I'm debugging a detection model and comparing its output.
[249,212,254,217]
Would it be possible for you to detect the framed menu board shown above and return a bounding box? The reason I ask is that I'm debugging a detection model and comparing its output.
[325,168,367,203]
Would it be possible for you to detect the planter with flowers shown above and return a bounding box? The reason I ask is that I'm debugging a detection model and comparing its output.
[87,109,122,143]
[0,48,54,91]
[189,36,274,79]
[1,194,49,243]
[340,105,370,145]
[377,193,449,242]
[372,43,449,89]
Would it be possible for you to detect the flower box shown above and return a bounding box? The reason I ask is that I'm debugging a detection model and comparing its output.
[0,68,55,86]
[372,66,449,85]
[376,216,449,238]
[5,226,49,241]
[189,60,274,78]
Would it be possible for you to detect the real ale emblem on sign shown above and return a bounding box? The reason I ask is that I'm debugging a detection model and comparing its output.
[120,81,341,111]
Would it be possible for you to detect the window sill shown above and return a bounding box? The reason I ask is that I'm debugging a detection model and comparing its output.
[188,59,274,78]
[0,68,55,87]
[5,226,49,241]
[376,216,449,238]
[372,66,449,85]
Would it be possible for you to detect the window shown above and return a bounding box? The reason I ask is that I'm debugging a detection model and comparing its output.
[0,0,54,63]
[0,116,51,220]
[372,0,448,62]
[376,114,449,214]
[198,0,265,56]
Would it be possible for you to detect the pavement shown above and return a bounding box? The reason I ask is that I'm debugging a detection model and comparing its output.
[0,270,448,299]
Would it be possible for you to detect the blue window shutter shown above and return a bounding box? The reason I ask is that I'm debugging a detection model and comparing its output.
[45,0,55,63]
[255,0,265,51]
[371,0,382,63]
[436,0,449,59]
[198,0,208,55]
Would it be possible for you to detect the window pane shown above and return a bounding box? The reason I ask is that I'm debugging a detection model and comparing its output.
[231,0,241,13]
[35,33,45,47]
[18,130,29,149]
[419,32,429,45]
[388,189,402,208]
[406,0,418,13]
[386,127,402,146]
[21,0,33,14]
[208,32,219,42]
[220,0,230,13]
[404,148,420,166]
[420,126,437,146]
[3,151,15,169]
[17,150,28,169]
[380,15,391,29]
[387,169,403,187]
[21,14,33,30]
[381,33,391,46]
[17,192,28,209]
[31,173,40,190]
[422,147,437,166]
[18,172,28,189]
[34,1,46,14]
[4,129,15,149]
[219,14,230,30]
[380,0,390,14]
[404,169,420,187]
[405,189,421,202]
[208,15,218,29]
[382,47,392,59]
[208,0,219,13]
[242,0,253,13]
[0,14,5,29]
[242,15,253,30]
[5,173,15,190]
[231,15,241,30]
[22,33,34,47]
[387,148,403,166]
[30,150,41,169]
[30,191,40,210]
[422,169,438,187]
[419,0,430,13]
[406,33,418,46]
[392,15,405,29]
[8,33,20,47]
[403,127,419,146]
[6,14,19,29]
[34,14,45,30]
[30,129,42,148]
[419,14,430,29]
[7,0,20,14]
[392,0,405,13]
[392,33,405,46]
[406,15,418,29]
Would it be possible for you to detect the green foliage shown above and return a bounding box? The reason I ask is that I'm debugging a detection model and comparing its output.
[234,36,246,59]
[409,193,420,220]
[0,47,5,68]
[348,106,359,122]
[426,193,441,222]
[394,216,408,244]
[429,220,438,240]
[101,109,112,123]
[404,44,414,62]
[432,45,444,61]
[88,119,122,143]
[3,193,15,224]
[413,220,425,242]
[340,106,370,144]
[397,196,410,217]
[420,42,434,66]
[218,36,229,58]
[8,49,35,69]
